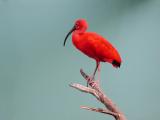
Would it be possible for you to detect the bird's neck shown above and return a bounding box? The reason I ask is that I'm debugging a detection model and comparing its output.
[72,32,83,49]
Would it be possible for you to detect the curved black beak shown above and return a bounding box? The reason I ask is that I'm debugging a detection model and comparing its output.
[63,26,76,46]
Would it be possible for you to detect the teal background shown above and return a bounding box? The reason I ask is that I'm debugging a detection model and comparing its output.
[0,0,160,120]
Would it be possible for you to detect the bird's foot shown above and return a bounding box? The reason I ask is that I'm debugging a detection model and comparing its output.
[86,75,94,87]
[88,80,99,88]
[86,75,100,88]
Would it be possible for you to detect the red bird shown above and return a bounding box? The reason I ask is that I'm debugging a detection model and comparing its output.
[64,19,122,82]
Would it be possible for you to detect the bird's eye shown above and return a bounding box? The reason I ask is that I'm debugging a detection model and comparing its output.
[75,23,80,29]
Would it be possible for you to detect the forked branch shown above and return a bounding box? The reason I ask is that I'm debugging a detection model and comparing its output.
[70,69,127,120]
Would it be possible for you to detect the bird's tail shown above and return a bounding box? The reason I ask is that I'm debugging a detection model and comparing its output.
[112,60,121,68]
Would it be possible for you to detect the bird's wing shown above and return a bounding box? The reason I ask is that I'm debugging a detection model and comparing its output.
[80,32,119,62]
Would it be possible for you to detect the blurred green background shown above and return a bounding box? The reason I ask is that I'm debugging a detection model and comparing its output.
[0,0,160,120]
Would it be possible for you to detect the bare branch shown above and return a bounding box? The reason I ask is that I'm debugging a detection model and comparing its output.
[81,106,119,117]
[70,69,127,120]
[69,83,100,99]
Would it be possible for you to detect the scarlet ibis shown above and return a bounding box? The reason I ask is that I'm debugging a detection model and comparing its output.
[64,19,122,83]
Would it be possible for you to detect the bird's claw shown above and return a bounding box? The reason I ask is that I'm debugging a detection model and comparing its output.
[88,80,99,88]
[86,75,94,87]
[86,75,100,88]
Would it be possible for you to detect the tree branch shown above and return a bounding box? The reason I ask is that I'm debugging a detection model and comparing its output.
[81,106,119,117]
[70,69,127,120]
[69,83,99,99]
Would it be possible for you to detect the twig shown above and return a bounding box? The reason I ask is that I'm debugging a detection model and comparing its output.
[69,83,99,99]
[81,106,119,117]
[70,69,127,120]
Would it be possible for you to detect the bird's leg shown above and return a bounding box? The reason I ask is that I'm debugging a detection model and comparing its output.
[93,61,99,79]
[87,61,99,87]
[92,62,100,87]
[97,63,101,86]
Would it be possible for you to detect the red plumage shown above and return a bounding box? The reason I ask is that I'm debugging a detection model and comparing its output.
[64,19,122,80]
[72,32,121,67]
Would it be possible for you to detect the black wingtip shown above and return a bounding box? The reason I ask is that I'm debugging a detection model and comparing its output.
[112,60,121,68]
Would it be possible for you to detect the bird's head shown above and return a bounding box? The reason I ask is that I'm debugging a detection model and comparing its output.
[74,19,88,32]
[63,19,88,46]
